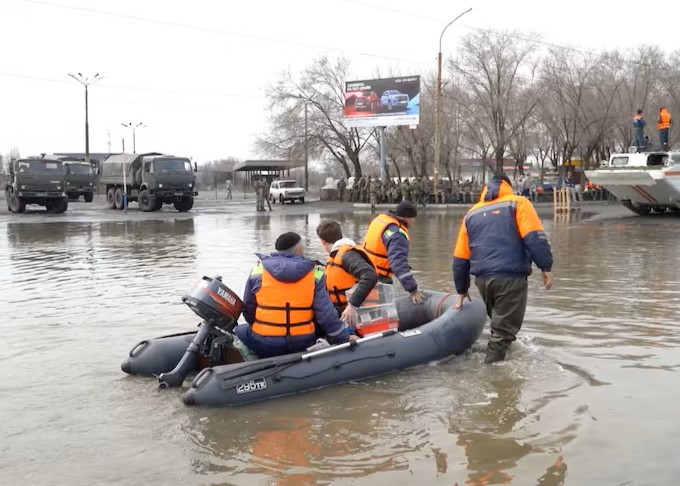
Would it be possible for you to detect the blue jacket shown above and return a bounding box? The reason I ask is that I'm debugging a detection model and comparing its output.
[452,179,553,294]
[235,252,351,358]
[383,212,418,293]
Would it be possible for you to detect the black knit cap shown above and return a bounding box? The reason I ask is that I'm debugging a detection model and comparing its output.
[275,232,302,251]
[396,200,417,218]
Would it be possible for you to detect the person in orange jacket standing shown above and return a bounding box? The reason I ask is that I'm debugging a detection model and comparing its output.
[658,107,672,151]
[452,174,554,363]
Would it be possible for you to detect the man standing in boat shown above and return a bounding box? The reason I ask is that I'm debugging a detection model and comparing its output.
[658,107,672,151]
[633,109,646,151]
[363,200,425,304]
[452,174,554,364]
[317,220,379,327]
[235,232,352,358]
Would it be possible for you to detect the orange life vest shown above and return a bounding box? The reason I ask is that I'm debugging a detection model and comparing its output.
[252,267,316,337]
[658,109,671,130]
[325,244,375,311]
[362,214,409,278]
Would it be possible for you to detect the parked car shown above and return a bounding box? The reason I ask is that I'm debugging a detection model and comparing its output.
[269,180,305,204]
[355,90,379,111]
[380,90,409,111]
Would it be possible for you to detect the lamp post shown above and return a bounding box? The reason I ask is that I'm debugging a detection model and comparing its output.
[121,122,146,153]
[434,8,471,202]
[68,73,102,165]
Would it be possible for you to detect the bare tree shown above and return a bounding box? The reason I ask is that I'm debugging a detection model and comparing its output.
[257,57,374,178]
[452,30,541,174]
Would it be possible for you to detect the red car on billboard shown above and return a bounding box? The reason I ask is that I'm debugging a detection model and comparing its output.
[354,90,379,112]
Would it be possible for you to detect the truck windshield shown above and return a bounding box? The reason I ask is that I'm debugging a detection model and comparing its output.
[66,164,93,175]
[17,160,62,172]
[154,159,192,172]
[278,181,298,188]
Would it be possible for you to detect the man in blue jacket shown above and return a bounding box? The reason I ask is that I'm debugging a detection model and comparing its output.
[453,175,554,363]
[235,232,352,358]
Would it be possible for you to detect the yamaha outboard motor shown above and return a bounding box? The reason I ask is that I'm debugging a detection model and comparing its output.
[158,276,243,388]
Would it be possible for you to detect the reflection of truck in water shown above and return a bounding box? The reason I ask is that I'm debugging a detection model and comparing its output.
[380,90,409,111]
[99,153,198,212]
[63,161,96,202]
[5,157,69,213]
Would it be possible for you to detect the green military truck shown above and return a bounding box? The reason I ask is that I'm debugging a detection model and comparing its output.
[63,160,96,202]
[5,157,69,213]
[99,153,197,212]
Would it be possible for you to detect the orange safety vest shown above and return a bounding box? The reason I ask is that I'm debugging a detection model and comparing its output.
[252,266,316,337]
[362,214,409,278]
[325,244,375,311]
[658,109,671,130]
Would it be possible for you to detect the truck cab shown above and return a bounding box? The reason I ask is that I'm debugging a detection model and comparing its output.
[5,157,68,213]
[63,161,96,202]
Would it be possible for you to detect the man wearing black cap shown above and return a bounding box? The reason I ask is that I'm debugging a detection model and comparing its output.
[362,200,424,304]
[235,232,352,358]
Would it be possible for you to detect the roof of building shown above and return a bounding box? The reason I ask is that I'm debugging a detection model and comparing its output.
[234,159,305,172]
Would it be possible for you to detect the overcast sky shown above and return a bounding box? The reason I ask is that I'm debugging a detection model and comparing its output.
[1,0,679,164]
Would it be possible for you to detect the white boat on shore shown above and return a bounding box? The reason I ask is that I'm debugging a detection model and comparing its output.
[585,151,680,215]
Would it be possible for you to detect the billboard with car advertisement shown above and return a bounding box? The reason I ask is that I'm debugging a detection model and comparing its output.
[344,76,420,128]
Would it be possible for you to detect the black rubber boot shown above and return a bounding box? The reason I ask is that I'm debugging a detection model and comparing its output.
[484,342,508,364]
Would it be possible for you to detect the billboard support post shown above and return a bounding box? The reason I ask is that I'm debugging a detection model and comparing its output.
[380,127,387,183]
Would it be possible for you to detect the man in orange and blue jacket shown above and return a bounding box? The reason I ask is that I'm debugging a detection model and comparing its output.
[453,174,554,363]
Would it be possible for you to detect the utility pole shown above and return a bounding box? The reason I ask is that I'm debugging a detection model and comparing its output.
[304,104,309,191]
[434,8,471,202]
[68,73,102,165]
[121,122,145,153]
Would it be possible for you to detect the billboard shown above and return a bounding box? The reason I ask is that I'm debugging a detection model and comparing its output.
[344,76,420,128]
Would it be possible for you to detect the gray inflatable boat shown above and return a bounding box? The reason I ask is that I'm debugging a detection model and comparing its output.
[121,277,487,407]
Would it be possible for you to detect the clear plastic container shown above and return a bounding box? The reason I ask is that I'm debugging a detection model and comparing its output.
[346,282,400,336]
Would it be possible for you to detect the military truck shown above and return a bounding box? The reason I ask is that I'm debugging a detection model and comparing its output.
[63,160,96,202]
[99,153,197,212]
[5,157,68,213]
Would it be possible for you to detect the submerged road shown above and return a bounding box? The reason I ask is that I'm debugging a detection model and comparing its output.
[1,197,678,485]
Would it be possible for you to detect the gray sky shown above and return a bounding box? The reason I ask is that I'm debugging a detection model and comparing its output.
[2,0,679,163]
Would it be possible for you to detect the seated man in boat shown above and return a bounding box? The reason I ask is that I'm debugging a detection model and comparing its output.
[317,219,379,327]
[362,200,425,304]
[235,232,352,358]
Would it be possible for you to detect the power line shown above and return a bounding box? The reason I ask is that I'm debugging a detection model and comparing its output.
[17,0,432,66]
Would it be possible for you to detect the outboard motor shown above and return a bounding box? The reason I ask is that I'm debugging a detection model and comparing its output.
[158,276,243,388]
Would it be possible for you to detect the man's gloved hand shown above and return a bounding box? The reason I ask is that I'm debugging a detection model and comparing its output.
[410,289,425,304]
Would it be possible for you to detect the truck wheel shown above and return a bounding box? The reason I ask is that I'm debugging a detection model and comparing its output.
[107,188,116,209]
[114,188,124,210]
[138,190,155,212]
[154,198,163,210]
[134,168,143,186]
[173,197,193,212]
[8,193,25,213]
[84,192,94,203]
[300,197,305,204]
[49,199,68,214]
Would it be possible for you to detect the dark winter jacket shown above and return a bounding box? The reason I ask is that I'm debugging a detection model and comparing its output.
[452,179,553,294]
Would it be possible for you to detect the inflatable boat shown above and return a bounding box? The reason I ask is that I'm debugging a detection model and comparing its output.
[121,276,487,407]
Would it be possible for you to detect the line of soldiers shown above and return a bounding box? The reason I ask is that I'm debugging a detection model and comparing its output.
[336,176,432,207]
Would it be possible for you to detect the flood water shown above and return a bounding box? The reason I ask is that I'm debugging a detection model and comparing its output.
[1,206,679,485]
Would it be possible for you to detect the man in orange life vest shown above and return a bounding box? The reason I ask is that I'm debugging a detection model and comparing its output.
[317,220,379,327]
[235,232,352,358]
[658,107,672,151]
[363,200,425,304]
[453,174,554,363]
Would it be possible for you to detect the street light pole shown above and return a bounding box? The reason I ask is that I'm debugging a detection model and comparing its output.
[121,122,146,153]
[434,8,471,202]
[304,103,309,191]
[68,73,102,165]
